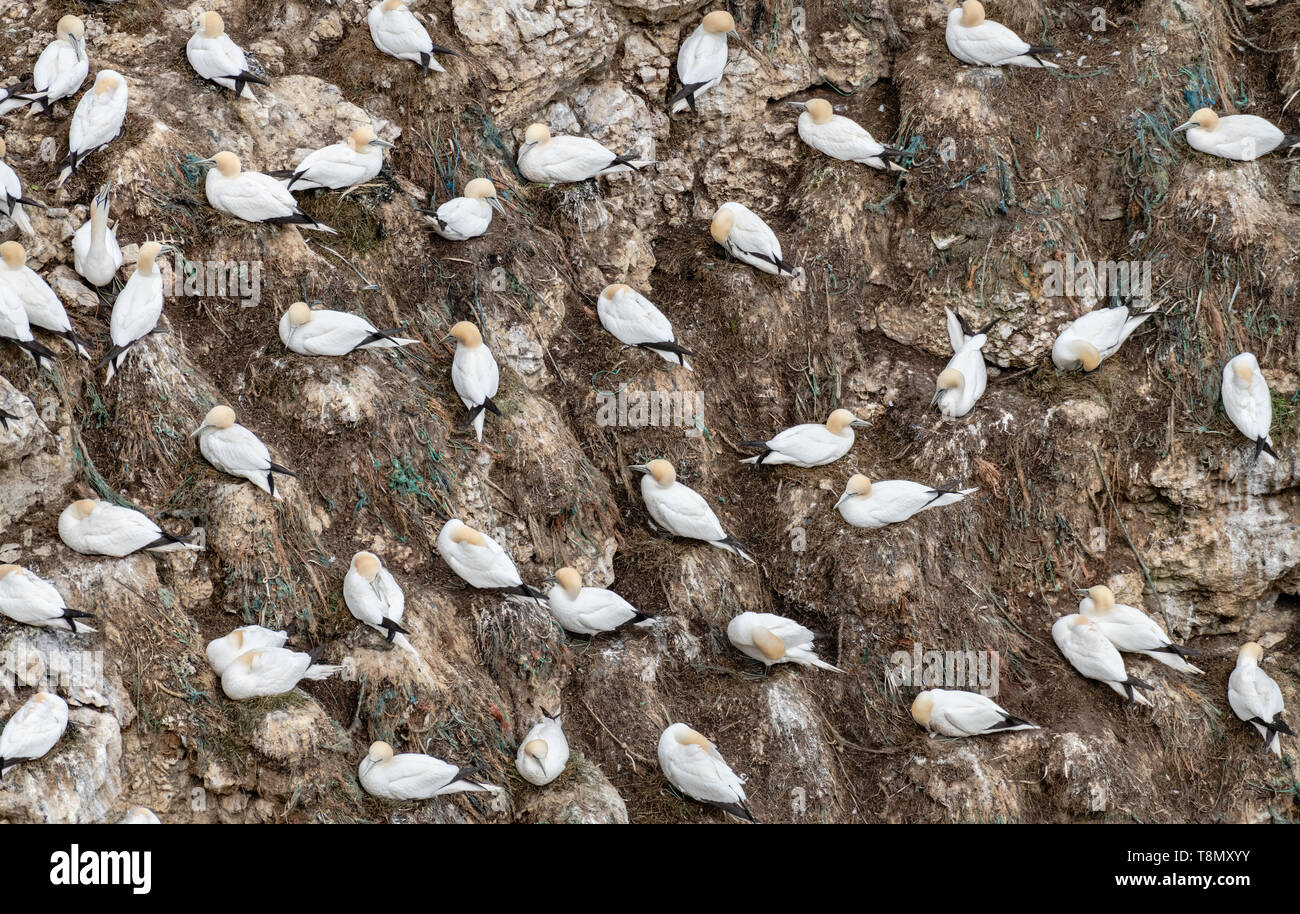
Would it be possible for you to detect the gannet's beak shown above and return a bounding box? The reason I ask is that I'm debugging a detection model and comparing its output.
[1172,120,1195,133]
[849,418,869,428]
[788,101,808,111]
[369,138,395,149]
[193,158,217,167]
[834,491,855,509]
[1075,589,1090,596]
[627,464,650,475]
[542,574,557,585]
[488,196,506,216]
[189,423,209,439]
[440,333,455,345]
[68,34,83,62]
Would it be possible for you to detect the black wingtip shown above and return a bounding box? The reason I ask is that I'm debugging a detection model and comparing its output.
[1255,437,1279,461]
[0,408,16,430]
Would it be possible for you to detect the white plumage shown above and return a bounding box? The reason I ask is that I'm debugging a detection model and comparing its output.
[205,625,289,675]
[278,126,391,192]
[447,321,499,441]
[57,70,127,187]
[1077,585,1203,674]
[835,475,977,528]
[192,405,295,499]
[1222,352,1277,461]
[202,151,336,232]
[1051,304,1156,372]
[516,713,569,786]
[436,519,542,598]
[0,15,87,116]
[596,283,692,369]
[911,689,1039,738]
[726,611,843,672]
[186,12,266,101]
[545,567,645,636]
[220,648,343,700]
[0,564,95,633]
[670,11,734,114]
[658,723,753,821]
[710,201,795,276]
[0,143,36,237]
[58,499,201,557]
[424,178,503,241]
[367,0,456,73]
[934,308,992,419]
[1052,614,1153,706]
[72,184,122,287]
[105,241,165,383]
[792,99,907,171]
[633,460,755,563]
[119,806,161,824]
[0,242,88,359]
[360,741,497,800]
[279,302,417,356]
[0,692,68,775]
[1228,643,1292,758]
[517,123,650,184]
[1175,109,1300,161]
[741,408,865,467]
[344,551,416,656]
[945,1,1060,68]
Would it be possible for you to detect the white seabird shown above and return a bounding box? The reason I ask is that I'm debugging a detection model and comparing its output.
[279,301,418,356]
[191,405,296,499]
[446,320,499,442]
[186,11,267,101]
[0,241,89,359]
[726,611,843,672]
[199,151,337,232]
[670,10,735,115]
[1222,352,1277,461]
[657,723,753,822]
[119,806,161,824]
[0,138,37,237]
[220,647,343,700]
[945,1,1060,68]
[835,474,977,529]
[740,408,867,467]
[359,740,498,800]
[0,277,56,368]
[57,69,128,187]
[0,691,68,777]
[911,689,1039,738]
[596,283,693,369]
[72,182,122,287]
[1174,108,1300,162]
[0,564,96,634]
[275,126,392,192]
[1077,585,1203,674]
[1051,303,1156,373]
[367,0,459,73]
[1051,613,1153,706]
[517,123,651,185]
[344,551,416,655]
[630,459,755,563]
[1228,642,1293,758]
[710,201,796,277]
[205,625,290,675]
[0,15,87,116]
[58,499,201,557]
[544,566,647,636]
[516,711,569,786]
[103,241,166,383]
[422,178,504,241]
[436,518,544,599]
[790,98,909,171]
[934,308,995,419]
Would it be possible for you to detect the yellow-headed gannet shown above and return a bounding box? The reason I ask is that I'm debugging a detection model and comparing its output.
[104,241,166,383]
[1077,585,1203,674]
[205,624,290,675]
[517,123,651,185]
[670,10,735,115]
[279,301,418,356]
[1051,614,1153,706]
[545,566,648,636]
[1222,352,1277,461]
[726,611,843,672]
[790,98,909,171]
[710,201,796,277]
[446,320,499,441]
[199,151,337,232]
[119,806,161,824]
[0,241,90,358]
[658,723,753,822]
[57,70,127,187]
[630,459,755,563]
[0,691,68,777]
[946,1,1060,68]
[186,11,267,101]
[1051,304,1156,373]
[0,15,87,116]
[344,551,416,655]
[596,283,693,369]
[1174,108,1300,162]
[516,710,569,786]
[740,408,866,467]
[220,647,343,700]
[835,474,977,528]
[359,741,499,800]
[0,564,95,634]
[934,308,995,418]
[58,499,202,556]
[436,518,545,599]
[422,178,504,241]
[0,279,57,368]
[1228,642,1293,758]
[191,405,296,498]
[72,182,122,287]
[911,688,1039,737]
[367,0,459,73]
[0,138,37,237]
[275,126,392,192]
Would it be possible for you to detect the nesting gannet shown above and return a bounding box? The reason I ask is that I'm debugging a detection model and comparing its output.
[119,806,161,824]
[740,409,867,467]
[596,283,693,369]
[186,12,267,101]
[517,124,650,185]
[220,647,342,700]
[72,183,122,287]
[945,1,1060,68]
[1077,585,1203,674]
[0,242,90,359]
[344,551,416,655]
[275,126,392,192]
[279,301,417,356]
[359,741,498,800]
[367,0,459,73]
[0,138,37,237]
[200,151,337,232]
[0,280,56,369]
[516,711,569,786]
[545,567,647,636]
[790,99,909,171]
[835,474,977,529]
[0,565,95,634]
[0,15,87,116]
[205,625,289,675]
[710,202,796,277]
[630,459,755,563]
[1222,352,1277,461]
[59,499,201,557]
[1051,304,1156,372]
[726,611,843,672]
[446,320,499,441]
[436,519,544,599]
[670,10,735,115]
[911,689,1039,738]
[1174,109,1300,162]
[934,308,995,419]
[1051,614,1153,706]
[657,723,753,822]
[0,692,68,776]
[103,241,166,383]
[422,178,504,241]
[191,405,296,498]
[57,70,127,187]
[1228,642,1293,758]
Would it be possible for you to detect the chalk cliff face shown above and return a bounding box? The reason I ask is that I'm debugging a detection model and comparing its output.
[0,0,1295,823]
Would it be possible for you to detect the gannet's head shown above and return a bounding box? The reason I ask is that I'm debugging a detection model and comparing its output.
[203,151,241,178]
[750,624,786,661]
[631,458,676,488]
[936,368,963,393]
[836,473,872,508]
[368,740,395,762]
[522,123,551,152]
[804,98,834,125]
[523,739,548,762]
[192,405,236,438]
[1238,642,1264,664]
[910,690,935,726]
[826,408,867,434]
[136,241,163,275]
[709,206,735,244]
[352,551,381,582]
[1077,584,1115,616]
[449,522,486,547]
[229,629,245,648]
[1174,108,1219,133]
[195,11,224,37]
[70,499,99,520]
[0,564,19,581]
[0,138,6,160]
[1232,354,1258,384]
[702,10,736,34]
[0,241,25,270]
[58,15,85,42]
[554,566,582,599]
[464,177,496,200]
[600,283,632,303]
[287,302,313,327]
[347,125,393,151]
[94,71,122,95]
[673,724,712,751]
[960,0,985,27]
[235,650,259,668]
[447,320,483,347]
[381,0,406,11]
[1071,340,1101,372]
